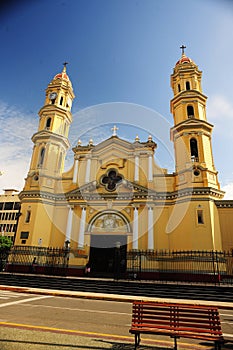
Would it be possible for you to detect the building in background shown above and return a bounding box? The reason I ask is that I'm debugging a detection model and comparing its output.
[0,189,20,242]
[13,50,233,275]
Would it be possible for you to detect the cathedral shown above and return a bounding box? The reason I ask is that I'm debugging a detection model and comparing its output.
[14,49,233,275]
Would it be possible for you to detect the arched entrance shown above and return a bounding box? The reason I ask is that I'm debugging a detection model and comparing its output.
[88,212,130,277]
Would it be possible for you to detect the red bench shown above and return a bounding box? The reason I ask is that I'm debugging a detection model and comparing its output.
[129,300,224,349]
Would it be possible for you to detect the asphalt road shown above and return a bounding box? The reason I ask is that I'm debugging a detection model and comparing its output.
[0,290,233,349]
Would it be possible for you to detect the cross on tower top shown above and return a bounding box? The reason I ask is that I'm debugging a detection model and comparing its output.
[62,61,68,72]
[180,45,186,55]
[111,125,118,136]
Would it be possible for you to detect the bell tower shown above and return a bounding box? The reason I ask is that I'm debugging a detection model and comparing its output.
[15,64,75,247]
[170,46,222,192]
[24,63,75,192]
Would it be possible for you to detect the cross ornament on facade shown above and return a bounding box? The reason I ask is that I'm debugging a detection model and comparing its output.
[180,45,186,55]
[111,125,118,136]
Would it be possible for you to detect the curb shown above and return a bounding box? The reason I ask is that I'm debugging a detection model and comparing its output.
[1,284,233,310]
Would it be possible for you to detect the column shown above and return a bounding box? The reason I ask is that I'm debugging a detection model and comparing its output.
[79,207,86,247]
[133,207,139,249]
[85,157,91,183]
[72,158,79,183]
[148,206,154,250]
[134,155,139,182]
[148,154,153,182]
[65,206,73,242]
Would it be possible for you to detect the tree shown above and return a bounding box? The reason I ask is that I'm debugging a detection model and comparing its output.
[0,236,13,251]
[0,236,13,271]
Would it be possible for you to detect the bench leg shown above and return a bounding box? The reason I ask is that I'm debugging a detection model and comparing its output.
[134,333,140,349]
[174,337,178,350]
[215,341,221,350]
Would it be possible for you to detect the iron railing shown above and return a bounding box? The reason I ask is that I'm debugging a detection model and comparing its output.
[5,246,233,283]
[126,250,233,283]
[6,245,70,275]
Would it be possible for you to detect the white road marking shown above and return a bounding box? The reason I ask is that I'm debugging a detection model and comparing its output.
[0,295,52,308]
[0,291,30,300]
[223,333,233,338]
[22,303,130,315]
[0,291,30,297]
[0,297,11,300]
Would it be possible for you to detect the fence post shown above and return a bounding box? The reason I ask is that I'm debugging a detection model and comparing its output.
[211,250,216,284]
[215,251,221,285]
[139,251,142,281]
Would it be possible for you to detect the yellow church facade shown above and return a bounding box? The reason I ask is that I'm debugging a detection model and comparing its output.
[14,50,233,274]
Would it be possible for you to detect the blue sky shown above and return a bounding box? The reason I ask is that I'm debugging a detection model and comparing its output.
[0,0,233,198]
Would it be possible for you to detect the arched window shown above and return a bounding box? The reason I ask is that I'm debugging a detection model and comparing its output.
[186,81,191,90]
[190,138,199,161]
[46,117,51,129]
[187,105,194,118]
[60,96,63,106]
[38,147,45,167]
[178,84,181,92]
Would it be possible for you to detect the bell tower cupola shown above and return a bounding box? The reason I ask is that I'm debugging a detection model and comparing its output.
[170,46,222,194]
[44,62,74,112]
[25,63,75,192]
[170,45,207,124]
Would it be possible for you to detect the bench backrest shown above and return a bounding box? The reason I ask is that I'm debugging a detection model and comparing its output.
[131,301,223,337]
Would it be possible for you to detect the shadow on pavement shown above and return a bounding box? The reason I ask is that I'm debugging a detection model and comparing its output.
[0,338,171,349]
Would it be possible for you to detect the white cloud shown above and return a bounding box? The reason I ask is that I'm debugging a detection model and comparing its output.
[222,182,233,200]
[0,100,37,193]
[208,95,233,120]
[208,95,233,137]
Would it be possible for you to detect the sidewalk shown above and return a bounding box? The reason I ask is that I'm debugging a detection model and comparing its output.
[1,283,233,309]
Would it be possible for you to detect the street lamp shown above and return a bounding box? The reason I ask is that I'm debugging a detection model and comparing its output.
[64,240,70,274]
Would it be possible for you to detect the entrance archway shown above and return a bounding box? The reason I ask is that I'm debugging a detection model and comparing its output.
[88,211,130,277]
[89,234,127,277]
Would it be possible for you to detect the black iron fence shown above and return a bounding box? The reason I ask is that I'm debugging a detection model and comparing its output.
[6,245,70,275]
[126,250,233,284]
[4,246,233,283]
[0,248,10,271]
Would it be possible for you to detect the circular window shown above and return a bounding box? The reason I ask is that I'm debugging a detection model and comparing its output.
[194,170,200,176]
[100,169,123,192]
[34,175,39,181]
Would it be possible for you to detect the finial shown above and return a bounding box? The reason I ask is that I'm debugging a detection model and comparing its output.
[148,135,153,142]
[135,135,140,142]
[89,138,93,145]
[77,139,82,146]
[180,45,186,56]
[111,125,118,136]
[63,61,68,72]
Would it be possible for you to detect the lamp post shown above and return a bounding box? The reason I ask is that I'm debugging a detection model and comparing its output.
[64,240,70,275]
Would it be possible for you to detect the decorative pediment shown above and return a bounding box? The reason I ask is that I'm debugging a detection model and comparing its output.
[73,135,156,158]
[66,178,153,201]
[172,118,213,132]
[32,130,70,147]
[93,136,134,152]
[89,212,130,233]
[182,118,213,128]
